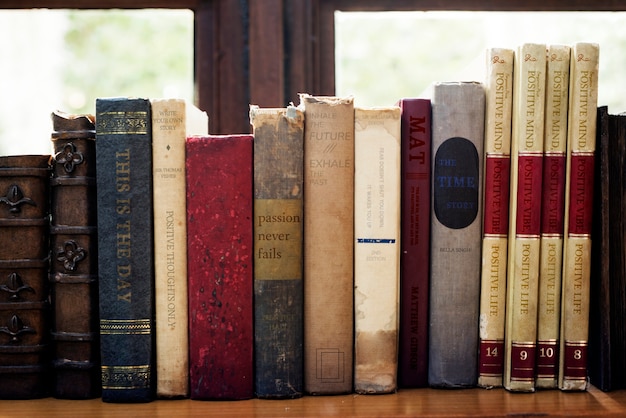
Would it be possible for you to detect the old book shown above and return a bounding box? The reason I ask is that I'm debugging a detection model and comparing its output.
[300,94,354,395]
[186,134,254,400]
[397,98,431,388]
[478,47,514,389]
[150,98,208,398]
[428,82,484,388]
[536,44,570,389]
[503,43,546,393]
[49,111,100,399]
[558,42,599,392]
[249,105,304,399]
[95,97,155,403]
[588,106,621,392]
[0,154,51,399]
[353,106,401,394]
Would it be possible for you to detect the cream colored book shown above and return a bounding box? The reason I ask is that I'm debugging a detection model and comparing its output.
[353,106,401,394]
[536,44,570,389]
[300,94,355,395]
[558,42,599,392]
[151,98,208,397]
[478,47,514,389]
[503,43,546,393]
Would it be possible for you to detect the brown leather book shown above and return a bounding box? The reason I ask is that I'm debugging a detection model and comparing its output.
[49,111,100,399]
[0,154,51,399]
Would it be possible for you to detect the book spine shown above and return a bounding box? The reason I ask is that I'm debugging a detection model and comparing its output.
[536,45,570,389]
[558,42,599,391]
[0,155,51,399]
[478,48,514,389]
[605,112,626,390]
[49,112,100,399]
[95,98,155,403]
[250,105,304,399]
[397,98,431,388]
[186,134,254,400]
[504,43,547,393]
[428,82,484,388]
[587,106,612,391]
[300,94,354,395]
[353,106,401,394]
[151,99,207,398]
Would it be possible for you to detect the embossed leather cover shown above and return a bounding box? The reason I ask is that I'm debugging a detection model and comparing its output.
[49,111,100,399]
[96,98,155,403]
[0,155,51,399]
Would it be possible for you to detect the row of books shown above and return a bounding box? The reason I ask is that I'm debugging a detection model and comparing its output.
[0,40,617,402]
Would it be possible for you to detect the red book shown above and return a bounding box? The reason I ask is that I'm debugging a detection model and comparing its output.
[186,134,254,400]
[397,98,431,388]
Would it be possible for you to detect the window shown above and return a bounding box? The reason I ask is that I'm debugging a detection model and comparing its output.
[336,11,626,111]
[0,9,193,155]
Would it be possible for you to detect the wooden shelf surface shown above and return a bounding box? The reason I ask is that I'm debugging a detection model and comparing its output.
[2,386,626,417]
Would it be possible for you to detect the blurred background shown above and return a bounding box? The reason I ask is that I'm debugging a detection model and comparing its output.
[0,9,624,155]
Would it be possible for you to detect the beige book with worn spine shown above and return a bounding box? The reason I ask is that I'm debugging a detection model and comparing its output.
[478,47,514,389]
[151,98,208,397]
[503,43,546,393]
[536,44,570,389]
[300,94,355,395]
[558,42,599,392]
[353,106,401,394]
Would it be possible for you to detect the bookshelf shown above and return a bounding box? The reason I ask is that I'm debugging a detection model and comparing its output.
[2,0,626,416]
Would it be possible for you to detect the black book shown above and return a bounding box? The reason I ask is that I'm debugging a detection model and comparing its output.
[95,98,155,403]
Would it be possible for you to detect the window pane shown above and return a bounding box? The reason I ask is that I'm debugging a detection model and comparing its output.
[0,9,194,156]
[336,11,625,112]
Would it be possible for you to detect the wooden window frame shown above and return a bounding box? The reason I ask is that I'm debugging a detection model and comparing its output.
[3,0,625,133]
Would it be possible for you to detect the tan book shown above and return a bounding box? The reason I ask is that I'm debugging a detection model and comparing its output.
[300,94,355,395]
[503,43,546,393]
[353,106,401,394]
[428,81,484,388]
[151,98,208,398]
[536,44,570,389]
[478,47,514,389]
[558,42,599,392]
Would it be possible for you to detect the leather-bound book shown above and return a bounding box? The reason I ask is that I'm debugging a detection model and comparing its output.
[186,134,254,400]
[397,98,431,388]
[95,97,155,403]
[250,105,304,399]
[0,154,51,399]
[49,111,100,399]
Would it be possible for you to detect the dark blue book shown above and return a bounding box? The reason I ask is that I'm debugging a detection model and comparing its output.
[95,97,155,403]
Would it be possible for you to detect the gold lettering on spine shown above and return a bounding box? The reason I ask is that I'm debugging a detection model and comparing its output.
[165,210,176,329]
[116,148,132,303]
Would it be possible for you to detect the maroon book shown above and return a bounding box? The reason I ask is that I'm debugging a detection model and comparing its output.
[186,134,254,400]
[397,98,431,388]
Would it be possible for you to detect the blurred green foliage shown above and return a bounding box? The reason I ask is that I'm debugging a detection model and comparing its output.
[336,11,626,112]
[62,9,194,115]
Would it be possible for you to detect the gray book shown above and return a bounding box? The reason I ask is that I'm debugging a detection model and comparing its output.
[428,82,485,388]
